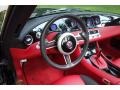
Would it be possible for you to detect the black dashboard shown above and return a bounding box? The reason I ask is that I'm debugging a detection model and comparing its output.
[18,14,119,46]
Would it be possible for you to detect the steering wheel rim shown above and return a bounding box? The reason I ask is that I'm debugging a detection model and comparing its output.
[40,14,89,70]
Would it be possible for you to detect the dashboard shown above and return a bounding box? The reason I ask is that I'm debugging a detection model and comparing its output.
[22,18,81,46]
[18,14,119,46]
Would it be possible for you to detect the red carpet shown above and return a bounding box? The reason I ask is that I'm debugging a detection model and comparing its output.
[23,57,64,85]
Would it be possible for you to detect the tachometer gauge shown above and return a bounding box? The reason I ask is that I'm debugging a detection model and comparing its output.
[87,18,95,29]
[23,35,33,46]
[59,23,67,32]
[65,19,72,27]
[50,24,57,31]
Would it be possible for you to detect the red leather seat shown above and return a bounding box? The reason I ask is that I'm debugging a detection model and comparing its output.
[53,75,98,85]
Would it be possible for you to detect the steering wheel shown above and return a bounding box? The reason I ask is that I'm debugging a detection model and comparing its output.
[40,15,89,70]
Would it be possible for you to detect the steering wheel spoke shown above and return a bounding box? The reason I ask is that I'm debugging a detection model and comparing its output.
[45,40,56,48]
[76,32,87,41]
[63,54,72,65]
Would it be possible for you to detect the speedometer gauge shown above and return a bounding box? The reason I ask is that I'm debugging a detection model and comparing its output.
[50,24,57,31]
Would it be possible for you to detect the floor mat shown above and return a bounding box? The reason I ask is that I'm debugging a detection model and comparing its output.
[23,57,64,85]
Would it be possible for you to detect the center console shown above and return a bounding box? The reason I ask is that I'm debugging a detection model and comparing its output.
[89,30,101,39]
[84,39,120,78]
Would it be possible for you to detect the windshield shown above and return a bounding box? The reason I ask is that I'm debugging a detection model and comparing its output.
[31,5,120,18]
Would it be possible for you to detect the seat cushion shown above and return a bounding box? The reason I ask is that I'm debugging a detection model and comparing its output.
[53,75,85,85]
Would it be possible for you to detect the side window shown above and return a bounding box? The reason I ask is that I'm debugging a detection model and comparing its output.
[0,6,7,31]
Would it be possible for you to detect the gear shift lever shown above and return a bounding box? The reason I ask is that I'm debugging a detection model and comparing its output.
[90,42,108,69]
[96,49,102,60]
